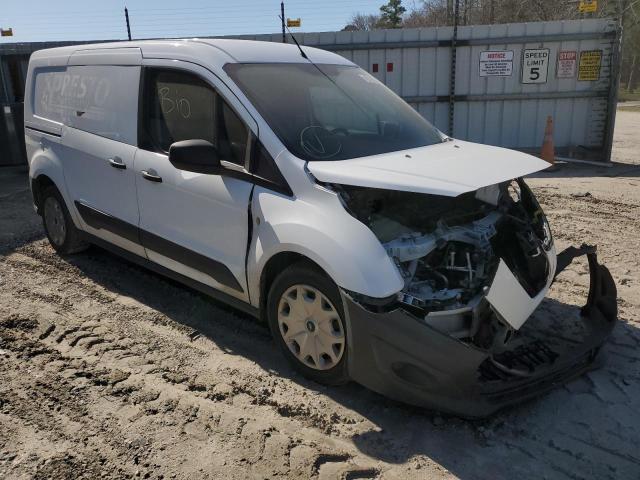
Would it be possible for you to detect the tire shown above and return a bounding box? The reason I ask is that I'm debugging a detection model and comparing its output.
[267,261,349,385]
[41,185,89,255]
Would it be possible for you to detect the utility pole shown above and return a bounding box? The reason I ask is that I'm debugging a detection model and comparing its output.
[281,2,286,43]
[448,0,460,136]
[125,7,132,41]
[602,0,625,162]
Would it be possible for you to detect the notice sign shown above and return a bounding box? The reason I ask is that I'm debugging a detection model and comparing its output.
[579,0,598,12]
[522,48,550,84]
[479,50,514,77]
[557,50,577,78]
[578,50,602,81]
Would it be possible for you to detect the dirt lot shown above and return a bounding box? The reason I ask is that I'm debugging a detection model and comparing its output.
[1,111,639,480]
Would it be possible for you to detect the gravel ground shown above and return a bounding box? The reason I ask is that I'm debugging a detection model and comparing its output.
[1,111,639,480]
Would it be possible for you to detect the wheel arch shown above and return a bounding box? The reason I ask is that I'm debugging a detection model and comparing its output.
[29,154,82,228]
[31,173,57,214]
[258,251,329,319]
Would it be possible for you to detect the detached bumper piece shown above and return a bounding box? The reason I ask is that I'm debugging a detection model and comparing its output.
[343,245,617,418]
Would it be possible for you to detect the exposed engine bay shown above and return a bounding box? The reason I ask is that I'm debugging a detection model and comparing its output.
[329,177,617,416]
[334,178,554,349]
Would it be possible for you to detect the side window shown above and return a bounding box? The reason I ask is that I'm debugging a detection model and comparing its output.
[142,69,215,153]
[251,139,290,194]
[141,68,248,165]
[33,65,139,145]
[218,100,248,166]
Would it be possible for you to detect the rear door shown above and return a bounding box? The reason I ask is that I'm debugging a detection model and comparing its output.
[134,60,257,300]
[60,49,144,255]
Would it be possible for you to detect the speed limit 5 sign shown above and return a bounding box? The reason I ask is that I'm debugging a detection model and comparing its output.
[522,48,550,84]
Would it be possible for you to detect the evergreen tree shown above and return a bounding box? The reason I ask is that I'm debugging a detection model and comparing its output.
[379,0,407,28]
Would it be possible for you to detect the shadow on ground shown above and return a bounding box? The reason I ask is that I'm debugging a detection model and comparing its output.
[4,167,639,479]
[0,166,44,255]
[54,242,640,480]
[528,160,640,180]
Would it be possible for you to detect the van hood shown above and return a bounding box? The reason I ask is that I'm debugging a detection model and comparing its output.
[306,140,550,196]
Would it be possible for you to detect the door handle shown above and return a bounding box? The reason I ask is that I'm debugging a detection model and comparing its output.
[141,170,162,183]
[108,157,126,169]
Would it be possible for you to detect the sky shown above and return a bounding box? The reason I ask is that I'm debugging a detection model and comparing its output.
[0,0,384,44]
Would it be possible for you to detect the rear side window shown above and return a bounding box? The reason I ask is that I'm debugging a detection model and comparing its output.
[140,68,248,165]
[33,65,140,145]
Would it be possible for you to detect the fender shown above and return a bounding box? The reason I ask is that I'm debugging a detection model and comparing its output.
[247,185,405,308]
[27,135,83,230]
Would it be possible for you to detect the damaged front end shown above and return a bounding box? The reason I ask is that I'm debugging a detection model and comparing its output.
[333,179,617,417]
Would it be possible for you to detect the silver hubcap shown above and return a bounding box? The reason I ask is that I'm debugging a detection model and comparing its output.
[277,284,345,370]
[44,196,66,246]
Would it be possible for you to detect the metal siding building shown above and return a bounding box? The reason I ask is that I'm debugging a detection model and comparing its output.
[237,18,618,161]
[0,19,620,166]
[0,41,92,165]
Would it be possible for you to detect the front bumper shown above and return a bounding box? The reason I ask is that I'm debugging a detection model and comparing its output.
[341,245,617,418]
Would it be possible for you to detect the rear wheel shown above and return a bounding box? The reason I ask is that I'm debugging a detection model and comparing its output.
[41,186,89,255]
[267,262,349,385]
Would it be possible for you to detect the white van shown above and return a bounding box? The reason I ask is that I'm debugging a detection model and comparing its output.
[24,39,617,417]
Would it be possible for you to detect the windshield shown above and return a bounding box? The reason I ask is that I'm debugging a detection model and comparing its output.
[224,63,444,161]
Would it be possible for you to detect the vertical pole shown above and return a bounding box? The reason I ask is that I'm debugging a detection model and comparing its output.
[627,54,636,92]
[448,0,460,136]
[281,2,286,43]
[0,59,10,103]
[602,4,624,163]
[125,7,132,41]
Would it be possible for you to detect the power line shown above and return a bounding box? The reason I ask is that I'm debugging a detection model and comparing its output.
[127,2,377,13]
[1,2,376,42]
[5,2,377,21]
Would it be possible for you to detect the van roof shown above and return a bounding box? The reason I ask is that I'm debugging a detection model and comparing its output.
[29,38,354,67]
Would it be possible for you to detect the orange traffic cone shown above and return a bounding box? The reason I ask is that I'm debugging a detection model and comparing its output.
[540,116,555,164]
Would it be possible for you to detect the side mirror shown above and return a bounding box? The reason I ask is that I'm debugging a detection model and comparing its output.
[168,139,221,174]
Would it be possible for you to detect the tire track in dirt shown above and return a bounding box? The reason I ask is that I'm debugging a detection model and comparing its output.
[0,242,381,479]
[3,149,640,478]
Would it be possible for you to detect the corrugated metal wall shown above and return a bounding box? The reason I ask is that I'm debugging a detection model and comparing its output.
[451,20,615,154]
[0,103,25,166]
[0,19,620,165]
[237,18,619,161]
[0,41,89,166]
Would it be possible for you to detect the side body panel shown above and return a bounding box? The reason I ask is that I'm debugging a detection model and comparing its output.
[24,46,71,214]
[25,41,419,312]
[26,131,82,227]
[41,62,143,255]
[134,59,258,300]
[62,126,143,256]
[135,149,253,297]
[247,162,405,306]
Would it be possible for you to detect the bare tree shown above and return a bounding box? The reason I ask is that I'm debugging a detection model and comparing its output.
[404,0,449,26]
[343,13,382,31]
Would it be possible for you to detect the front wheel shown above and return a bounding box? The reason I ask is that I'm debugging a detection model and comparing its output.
[267,262,349,385]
